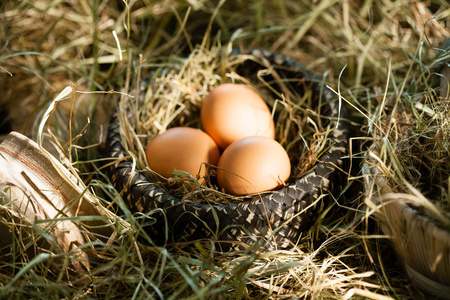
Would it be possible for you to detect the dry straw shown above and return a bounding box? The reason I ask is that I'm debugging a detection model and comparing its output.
[1,0,450,299]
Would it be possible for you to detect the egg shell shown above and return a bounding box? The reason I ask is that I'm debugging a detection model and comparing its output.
[145,127,220,183]
[216,136,291,196]
[201,83,275,149]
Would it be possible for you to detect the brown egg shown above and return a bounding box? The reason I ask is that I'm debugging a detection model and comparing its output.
[216,136,291,196]
[145,127,220,184]
[201,83,275,149]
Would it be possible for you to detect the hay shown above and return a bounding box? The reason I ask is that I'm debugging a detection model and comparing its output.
[1,0,450,299]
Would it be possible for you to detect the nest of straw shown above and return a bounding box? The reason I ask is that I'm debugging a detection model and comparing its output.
[108,44,349,249]
[363,40,450,298]
[120,47,330,200]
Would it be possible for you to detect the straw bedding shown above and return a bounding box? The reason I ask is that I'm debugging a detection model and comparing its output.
[107,48,350,250]
[3,1,450,298]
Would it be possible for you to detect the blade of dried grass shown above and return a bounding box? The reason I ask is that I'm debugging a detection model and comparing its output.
[343,288,394,300]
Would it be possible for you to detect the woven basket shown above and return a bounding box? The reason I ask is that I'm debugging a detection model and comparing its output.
[363,149,450,298]
[107,49,350,250]
[362,40,450,298]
